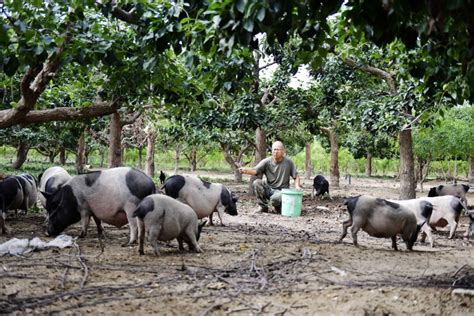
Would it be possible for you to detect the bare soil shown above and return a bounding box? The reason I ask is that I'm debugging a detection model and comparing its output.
[1,174,473,315]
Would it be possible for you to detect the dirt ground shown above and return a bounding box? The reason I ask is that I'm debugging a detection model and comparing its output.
[1,174,473,315]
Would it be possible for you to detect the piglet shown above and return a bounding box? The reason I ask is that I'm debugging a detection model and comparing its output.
[133,194,206,256]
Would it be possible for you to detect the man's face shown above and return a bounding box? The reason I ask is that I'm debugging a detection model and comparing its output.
[272,143,285,162]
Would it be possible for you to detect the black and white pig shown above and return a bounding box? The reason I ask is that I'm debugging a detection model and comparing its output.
[427,184,470,207]
[39,166,72,209]
[388,198,434,247]
[133,194,206,255]
[339,195,421,251]
[419,195,469,240]
[163,175,238,225]
[14,173,38,215]
[311,175,329,199]
[0,176,23,234]
[43,167,155,244]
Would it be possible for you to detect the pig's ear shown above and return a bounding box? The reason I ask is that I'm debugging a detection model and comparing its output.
[199,220,207,228]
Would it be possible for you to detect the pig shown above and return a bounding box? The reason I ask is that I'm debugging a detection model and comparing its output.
[14,174,38,215]
[311,175,329,199]
[427,184,470,207]
[43,167,155,244]
[133,194,206,255]
[163,175,238,225]
[464,209,474,239]
[339,195,421,251]
[0,176,24,234]
[388,198,434,247]
[39,166,72,209]
[159,170,166,185]
[418,195,469,240]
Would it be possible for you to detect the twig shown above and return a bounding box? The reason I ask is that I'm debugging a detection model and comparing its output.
[74,243,89,289]
[61,247,75,289]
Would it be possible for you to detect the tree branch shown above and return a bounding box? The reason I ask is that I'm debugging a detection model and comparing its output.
[7,101,118,126]
[0,29,72,129]
[120,111,142,127]
[342,57,397,94]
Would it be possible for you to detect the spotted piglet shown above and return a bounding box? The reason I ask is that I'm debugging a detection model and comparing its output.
[133,194,206,256]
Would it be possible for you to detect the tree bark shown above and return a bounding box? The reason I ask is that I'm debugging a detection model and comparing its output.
[75,131,86,173]
[365,152,372,177]
[145,131,155,177]
[399,130,416,199]
[304,142,313,179]
[11,142,30,170]
[321,127,340,188]
[108,112,122,168]
[59,147,66,165]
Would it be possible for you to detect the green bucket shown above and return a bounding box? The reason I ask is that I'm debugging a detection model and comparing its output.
[281,189,303,217]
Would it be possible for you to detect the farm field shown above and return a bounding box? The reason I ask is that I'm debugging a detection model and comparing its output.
[1,174,473,315]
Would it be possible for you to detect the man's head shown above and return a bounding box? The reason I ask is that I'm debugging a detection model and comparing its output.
[272,141,285,163]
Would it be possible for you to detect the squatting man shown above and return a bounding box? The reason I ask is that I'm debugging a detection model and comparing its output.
[239,141,301,213]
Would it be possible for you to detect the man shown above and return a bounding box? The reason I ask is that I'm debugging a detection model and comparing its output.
[239,141,301,213]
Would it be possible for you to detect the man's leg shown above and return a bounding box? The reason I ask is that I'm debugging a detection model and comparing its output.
[270,190,282,213]
[253,179,272,212]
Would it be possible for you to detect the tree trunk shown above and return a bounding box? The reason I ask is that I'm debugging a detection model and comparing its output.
[138,146,143,169]
[249,127,267,194]
[100,148,105,168]
[11,142,30,169]
[59,147,66,165]
[75,131,86,173]
[304,142,313,179]
[188,148,197,172]
[221,144,243,182]
[365,152,372,177]
[145,132,156,177]
[108,112,122,168]
[328,130,340,188]
[469,155,474,183]
[399,130,416,199]
[321,127,340,188]
[173,146,181,174]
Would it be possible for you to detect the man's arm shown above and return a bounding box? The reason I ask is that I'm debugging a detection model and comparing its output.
[294,175,302,189]
[239,167,258,176]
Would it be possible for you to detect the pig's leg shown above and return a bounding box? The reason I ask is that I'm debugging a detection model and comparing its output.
[185,232,202,253]
[177,236,185,251]
[92,215,105,238]
[208,212,214,226]
[1,212,9,234]
[423,225,434,247]
[391,236,398,251]
[125,203,138,245]
[350,224,360,247]
[148,224,162,256]
[216,207,225,226]
[79,212,91,238]
[448,219,458,239]
[338,218,352,243]
[138,219,146,255]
